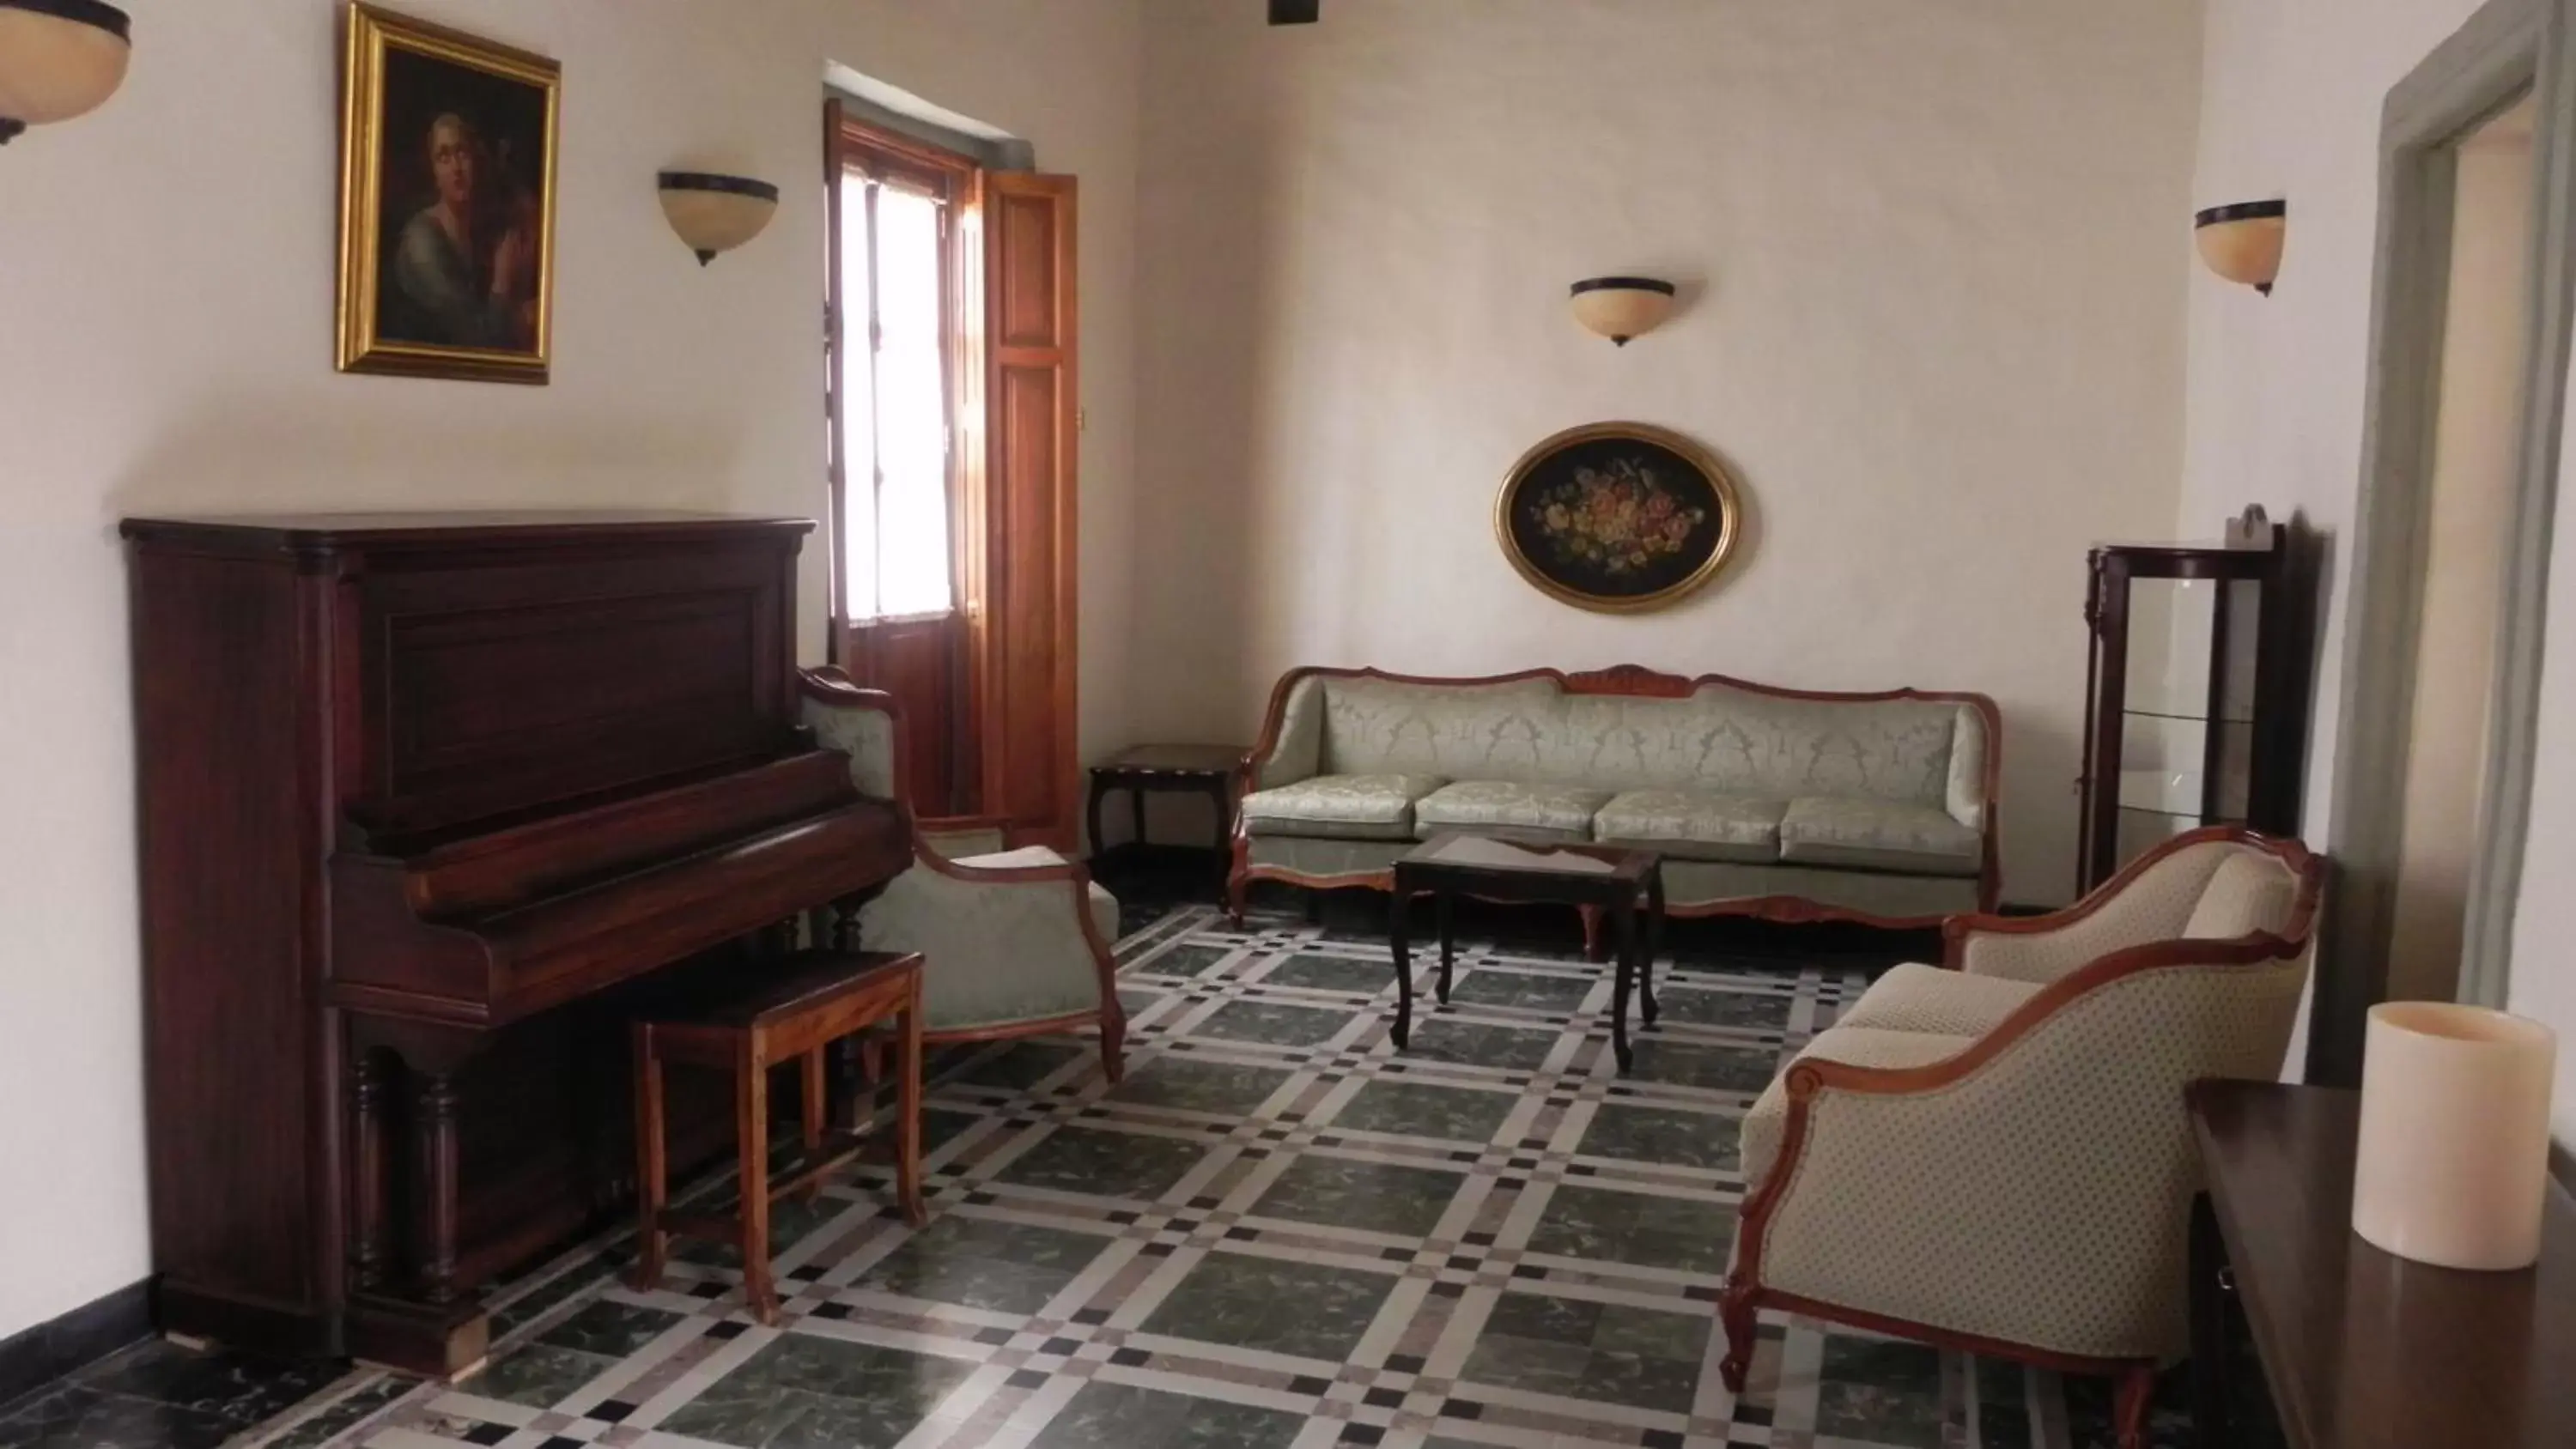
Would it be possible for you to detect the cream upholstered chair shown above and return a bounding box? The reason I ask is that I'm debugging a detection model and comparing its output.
[1722,827,2323,1448]
[799,668,1124,1080]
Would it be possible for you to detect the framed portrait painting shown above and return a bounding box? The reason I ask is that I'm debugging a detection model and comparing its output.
[1493,422,1746,613]
[337,3,560,383]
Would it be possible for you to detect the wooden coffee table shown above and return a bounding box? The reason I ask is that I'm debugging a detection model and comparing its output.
[1388,832,1663,1072]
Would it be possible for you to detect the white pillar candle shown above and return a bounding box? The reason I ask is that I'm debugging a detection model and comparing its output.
[2351,1002,2558,1270]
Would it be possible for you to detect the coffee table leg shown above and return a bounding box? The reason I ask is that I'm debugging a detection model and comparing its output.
[1609,900,1637,1075]
[1641,868,1664,1028]
[1435,890,1455,1003]
[1390,887,1415,1051]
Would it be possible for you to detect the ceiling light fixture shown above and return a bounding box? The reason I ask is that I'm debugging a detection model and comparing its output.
[658,171,779,265]
[1569,276,1677,346]
[2195,199,2287,296]
[0,0,132,146]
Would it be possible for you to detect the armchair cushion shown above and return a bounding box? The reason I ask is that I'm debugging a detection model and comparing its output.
[1835,963,2042,1038]
[1241,773,1445,840]
[1591,790,1785,864]
[1777,797,1982,876]
[1412,780,1611,840]
[1739,1025,1977,1184]
[2183,851,2299,938]
[955,845,1121,943]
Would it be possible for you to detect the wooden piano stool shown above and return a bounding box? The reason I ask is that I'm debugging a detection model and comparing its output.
[631,950,928,1325]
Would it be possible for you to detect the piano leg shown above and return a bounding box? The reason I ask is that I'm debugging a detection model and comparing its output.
[415,1067,464,1307]
[348,1051,387,1292]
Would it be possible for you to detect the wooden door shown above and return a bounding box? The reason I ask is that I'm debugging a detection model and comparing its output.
[977,173,1079,849]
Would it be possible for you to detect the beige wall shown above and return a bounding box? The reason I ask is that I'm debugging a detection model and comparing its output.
[0,0,1143,1340]
[1129,0,2203,906]
[2184,0,2576,1127]
[2385,112,2532,1003]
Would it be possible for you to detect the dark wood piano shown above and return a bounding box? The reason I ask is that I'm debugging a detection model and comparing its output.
[122,512,910,1375]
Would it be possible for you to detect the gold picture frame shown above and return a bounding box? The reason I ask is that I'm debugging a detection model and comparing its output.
[337,3,560,383]
[1492,421,1746,613]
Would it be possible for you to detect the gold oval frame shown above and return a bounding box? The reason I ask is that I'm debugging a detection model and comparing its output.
[1493,421,1746,614]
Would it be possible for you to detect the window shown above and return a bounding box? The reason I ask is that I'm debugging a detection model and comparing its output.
[829,132,969,622]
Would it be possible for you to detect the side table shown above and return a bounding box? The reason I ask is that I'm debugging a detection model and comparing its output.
[2185,1078,2576,1447]
[1085,743,1245,869]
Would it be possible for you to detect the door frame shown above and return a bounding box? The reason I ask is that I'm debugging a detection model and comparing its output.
[2312,0,2576,1082]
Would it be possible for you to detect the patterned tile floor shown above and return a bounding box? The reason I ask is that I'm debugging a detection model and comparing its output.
[0,885,2275,1449]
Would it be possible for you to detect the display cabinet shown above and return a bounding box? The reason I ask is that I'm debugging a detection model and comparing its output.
[2079,506,2313,892]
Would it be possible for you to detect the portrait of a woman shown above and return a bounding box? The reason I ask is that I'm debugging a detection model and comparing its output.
[382,111,541,350]
[337,5,558,382]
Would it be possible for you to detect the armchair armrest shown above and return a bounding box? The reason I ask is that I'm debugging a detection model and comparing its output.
[1940,911,2105,984]
[860,848,1122,1037]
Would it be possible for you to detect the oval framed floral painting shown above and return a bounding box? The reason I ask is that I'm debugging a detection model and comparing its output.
[1494,422,1744,612]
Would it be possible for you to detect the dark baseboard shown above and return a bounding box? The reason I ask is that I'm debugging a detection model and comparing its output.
[0,1278,151,1410]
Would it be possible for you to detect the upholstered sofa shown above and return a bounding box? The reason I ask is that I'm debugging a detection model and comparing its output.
[1721,828,2322,1449]
[1228,665,2001,937]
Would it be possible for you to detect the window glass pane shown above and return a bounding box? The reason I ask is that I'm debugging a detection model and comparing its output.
[835,171,878,618]
[873,185,952,615]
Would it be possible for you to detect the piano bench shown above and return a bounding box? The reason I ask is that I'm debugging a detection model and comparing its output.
[629,949,928,1325]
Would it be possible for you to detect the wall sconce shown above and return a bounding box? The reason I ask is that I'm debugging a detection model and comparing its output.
[2195,199,2286,296]
[0,0,132,146]
[1569,276,1676,346]
[658,171,779,265]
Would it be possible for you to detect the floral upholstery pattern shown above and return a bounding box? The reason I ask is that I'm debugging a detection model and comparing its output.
[1591,790,1785,863]
[1777,797,1982,876]
[1239,773,1447,840]
[1412,780,1613,840]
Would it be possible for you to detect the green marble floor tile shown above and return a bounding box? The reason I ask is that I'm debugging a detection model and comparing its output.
[1462,1291,1707,1414]
[1814,1335,1945,1448]
[466,1343,618,1409]
[1110,1057,1296,1114]
[854,1214,1111,1313]
[1653,985,1794,1030]
[1404,1018,1558,1070]
[659,1337,972,1449]
[1522,1184,1734,1273]
[1328,1080,1517,1143]
[1625,1037,1783,1093]
[675,1193,849,1268]
[1139,1252,1394,1361]
[920,1106,987,1154]
[993,1125,1209,1199]
[1142,942,1239,979]
[534,1300,685,1357]
[1029,1380,1306,1449]
[1449,968,1593,1013]
[1261,952,1396,995]
[1577,1101,1738,1171]
[1249,1155,1467,1237]
[1195,1000,1354,1046]
[951,1041,1087,1090]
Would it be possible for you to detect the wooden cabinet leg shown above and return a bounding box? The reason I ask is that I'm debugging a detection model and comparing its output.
[413,1068,463,1306]
[631,1025,668,1292]
[737,1045,777,1325]
[348,1051,387,1292]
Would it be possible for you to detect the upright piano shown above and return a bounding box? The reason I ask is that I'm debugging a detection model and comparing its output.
[122,512,911,1373]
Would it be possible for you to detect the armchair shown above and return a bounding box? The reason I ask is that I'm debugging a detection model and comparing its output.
[1722,828,2322,1448]
[799,668,1124,1080]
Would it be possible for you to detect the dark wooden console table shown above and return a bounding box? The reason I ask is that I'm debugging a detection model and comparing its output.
[1085,744,1244,867]
[2186,1079,2576,1448]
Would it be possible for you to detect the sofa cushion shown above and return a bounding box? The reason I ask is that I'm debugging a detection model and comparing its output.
[1591,790,1785,864]
[1413,780,1611,840]
[1777,797,1981,877]
[1835,962,2043,1037]
[1241,773,1446,841]
[1739,1025,1978,1185]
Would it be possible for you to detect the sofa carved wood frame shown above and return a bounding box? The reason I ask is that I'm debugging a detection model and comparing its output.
[1721,826,2324,1449]
[799,666,1127,1079]
[1224,664,2003,951]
